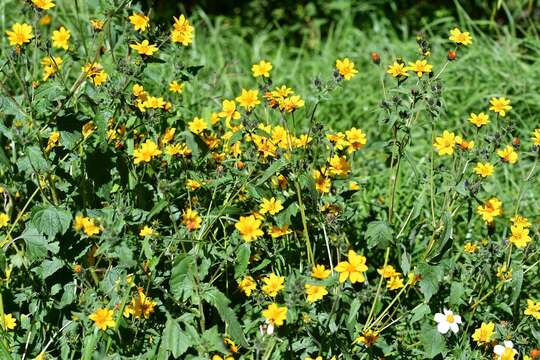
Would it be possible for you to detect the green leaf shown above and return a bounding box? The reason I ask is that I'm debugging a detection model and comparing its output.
[170,255,196,301]
[418,263,444,301]
[21,224,59,261]
[400,250,411,275]
[26,146,49,172]
[511,267,523,305]
[256,158,287,186]
[160,317,190,358]
[365,220,393,249]
[410,303,431,324]
[234,244,251,279]
[449,282,465,307]
[33,258,63,280]
[420,325,446,358]
[346,298,361,335]
[203,288,248,347]
[200,326,228,353]
[31,206,72,238]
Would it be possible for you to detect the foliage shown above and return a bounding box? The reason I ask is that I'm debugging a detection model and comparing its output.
[0,0,539,359]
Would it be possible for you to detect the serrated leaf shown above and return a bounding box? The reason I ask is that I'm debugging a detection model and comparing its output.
[203,288,248,347]
[234,243,250,279]
[420,325,446,358]
[365,220,393,249]
[31,206,72,238]
[26,146,49,172]
[161,317,190,358]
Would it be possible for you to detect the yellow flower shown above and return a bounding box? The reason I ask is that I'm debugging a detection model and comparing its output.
[129,12,150,32]
[349,181,360,190]
[82,121,95,138]
[469,112,489,127]
[268,225,291,238]
[433,130,456,156]
[236,89,260,110]
[171,15,194,46]
[532,128,540,147]
[335,58,358,80]
[123,289,156,319]
[139,226,154,237]
[0,213,9,228]
[6,23,34,46]
[387,276,404,290]
[407,60,432,77]
[261,273,285,297]
[313,169,331,193]
[262,303,287,327]
[311,264,331,280]
[238,276,256,296]
[305,284,328,303]
[497,263,512,281]
[354,329,379,347]
[471,322,495,345]
[218,100,241,121]
[188,117,208,135]
[252,60,272,78]
[186,179,202,190]
[279,95,305,113]
[463,242,478,253]
[83,218,101,236]
[474,162,494,177]
[45,131,60,152]
[328,155,351,176]
[235,216,263,242]
[477,197,503,224]
[305,356,323,360]
[511,215,531,228]
[259,197,284,216]
[335,249,368,284]
[345,127,367,153]
[387,62,408,78]
[88,308,115,331]
[169,80,184,93]
[41,56,63,81]
[509,225,531,248]
[90,19,104,31]
[524,299,540,319]
[39,14,52,26]
[82,63,107,86]
[143,96,165,109]
[133,139,162,164]
[34,351,47,360]
[2,313,16,330]
[130,40,158,56]
[449,28,472,45]
[489,97,512,117]
[51,26,70,50]
[32,0,55,10]
[182,208,202,231]
[455,136,474,151]
[377,265,399,279]
[160,128,176,144]
[497,145,518,164]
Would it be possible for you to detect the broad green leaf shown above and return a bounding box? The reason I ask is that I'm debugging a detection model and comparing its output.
[365,220,393,249]
[234,243,251,279]
[420,325,446,358]
[160,317,190,358]
[31,206,72,238]
[203,288,248,347]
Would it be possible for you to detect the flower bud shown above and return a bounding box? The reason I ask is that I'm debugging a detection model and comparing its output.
[447,50,457,61]
[370,52,380,65]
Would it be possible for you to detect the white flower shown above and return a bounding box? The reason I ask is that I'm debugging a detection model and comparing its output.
[434,309,462,334]
[493,341,518,360]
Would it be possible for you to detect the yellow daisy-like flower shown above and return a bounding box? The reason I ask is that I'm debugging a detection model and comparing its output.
[305,284,328,303]
[497,145,518,164]
[311,264,331,279]
[328,155,351,176]
[511,215,531,228]
[235,215,263,242]
[133,139,162,164]
[259,197,284,216]
[235,89,260,110]
[129,12,150,32]
[377,265,399,279]
[252,60,272,78]
[387,62,408,78]
[531,128,540,147]
[218,100,241,122]
[489,97,512,117]
[6,23,34,46]
[0,212,9,228]
[335,58,358,80]
[476,197,503,224]
[238,276,256,296]
[387,276,404,290]
[171,15,194,46]
[261,273,285,297]
[262,303,287,327]
[139,226,154,237]
[2,313,16,330]
[407,60,432,77]
[509,225,531,248]
[524,299,540,319]
[474,162,494,178]
[471,322,495,345]
[313,169,331,193]
[88,308,115,331]
[169,80,184,93]
[32,0,55,10]
[463,242,478,253]
[188,117,208,135]
[52,26,70,50]
[449,28,472,46]
[182,208,202,231]
[130,40,158,56]
[345,127,367,153]
[469,112,490,128]
[335,250,368,284]
[41,56,63,81]
[433,130,456,156]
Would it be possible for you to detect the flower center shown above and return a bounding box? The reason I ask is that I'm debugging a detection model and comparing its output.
[446,314,455,323]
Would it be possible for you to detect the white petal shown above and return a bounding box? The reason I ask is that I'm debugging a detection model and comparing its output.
[267,323,274,335]
[453,315,462,324]
[434,313,445,323]
[443,308,451,315]
[503,340,513,348]
[437,322,450,334]
[494,345,504,355]
[450,323,459,333]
